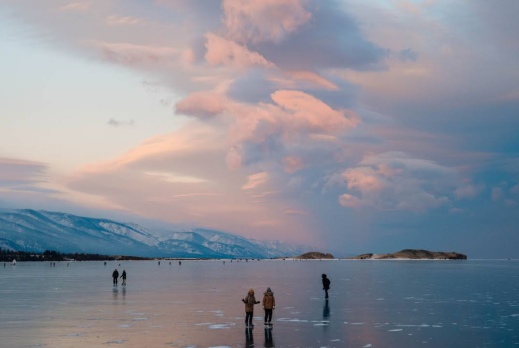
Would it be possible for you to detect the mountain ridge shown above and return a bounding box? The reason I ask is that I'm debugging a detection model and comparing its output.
[0,209,306,259]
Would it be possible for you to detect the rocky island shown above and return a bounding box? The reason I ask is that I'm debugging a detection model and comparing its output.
[295,251,335,259]
[350,249,467,260]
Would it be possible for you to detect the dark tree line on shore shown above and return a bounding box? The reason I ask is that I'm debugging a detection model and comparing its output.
[0,248,120,262]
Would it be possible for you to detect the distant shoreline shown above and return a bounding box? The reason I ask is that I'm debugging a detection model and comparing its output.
[1,248,468,262]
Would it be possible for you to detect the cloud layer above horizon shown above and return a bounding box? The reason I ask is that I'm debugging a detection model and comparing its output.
[1,0,518,258]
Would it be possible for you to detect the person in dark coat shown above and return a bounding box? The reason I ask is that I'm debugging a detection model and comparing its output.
[120,270,127,285]
[262,287,276,326]
[112,269,119,285]
[322,274,330,298]
[242,289,260,327]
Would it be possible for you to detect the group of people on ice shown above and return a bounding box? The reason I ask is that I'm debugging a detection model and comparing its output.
[242,287,275,328]
[110,267,331,328]
[112,269,126,285]
[242,273,331,328]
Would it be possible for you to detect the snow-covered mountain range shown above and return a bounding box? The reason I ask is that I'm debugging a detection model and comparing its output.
[0,209,306,258]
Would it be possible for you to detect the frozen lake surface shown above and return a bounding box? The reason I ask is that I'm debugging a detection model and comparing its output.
[1,259,519,347]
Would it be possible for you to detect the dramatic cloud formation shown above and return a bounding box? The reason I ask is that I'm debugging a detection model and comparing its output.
[338,152,455,211]
[1,0,518,257]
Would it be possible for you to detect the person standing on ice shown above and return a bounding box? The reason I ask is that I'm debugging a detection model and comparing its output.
[120,270,127,285]
[262,287,276,326]
[322,274,331,299]
[242,289,260,328]
[112,269,119,285]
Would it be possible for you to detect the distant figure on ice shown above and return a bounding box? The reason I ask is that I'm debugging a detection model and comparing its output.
[242,289,260,328]
[120,270,127,286]
[112,269,119,285]
[322,274,331,299]
[262,287,276,327]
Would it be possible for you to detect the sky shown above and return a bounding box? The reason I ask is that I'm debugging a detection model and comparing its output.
[1,0,518,258]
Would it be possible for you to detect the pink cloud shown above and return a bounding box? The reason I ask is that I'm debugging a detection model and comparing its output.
[284,209,308,216]
[283,156,303,173]
[338,152,458,212]
[339,193,362,208]
[271,90,359,133]
[286,71,339,90]
[169,89,359,170]
[62,124,315,244]
[105,15,143,26]
[175,92,226,119]
[58,2,90,12]
[204,33,274,69]
[242,172,268,190]
[342,168,384,192]
[222,0,311,44]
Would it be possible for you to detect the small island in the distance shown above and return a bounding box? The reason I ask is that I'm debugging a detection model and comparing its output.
[350,249,467,260]
[295,251,335,259]
[293,249,466,260]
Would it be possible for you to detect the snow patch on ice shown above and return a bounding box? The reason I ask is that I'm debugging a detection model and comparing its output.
[312,320,329,326]
[209,323,235,329]
[104,339,125,344]
[278,318,309,323]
